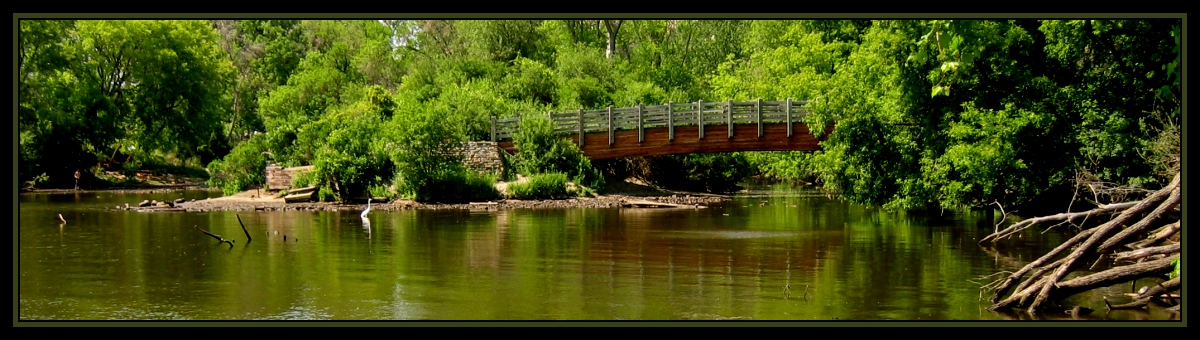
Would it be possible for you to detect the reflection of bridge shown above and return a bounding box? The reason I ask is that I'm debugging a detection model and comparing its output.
[490,99,832,159]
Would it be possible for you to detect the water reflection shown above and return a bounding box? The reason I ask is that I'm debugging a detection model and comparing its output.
[362,216,372,239]
[16,186,1180,321]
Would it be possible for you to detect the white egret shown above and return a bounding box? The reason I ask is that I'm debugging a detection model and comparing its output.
[361,198,372,218]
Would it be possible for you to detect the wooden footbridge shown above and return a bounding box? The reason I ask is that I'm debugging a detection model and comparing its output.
[490,99,832,159]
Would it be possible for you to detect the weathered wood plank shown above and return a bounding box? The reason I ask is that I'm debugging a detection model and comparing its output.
[577,124,831,159]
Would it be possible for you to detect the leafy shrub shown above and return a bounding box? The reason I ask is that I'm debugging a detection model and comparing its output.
[506,172,570,200]
[206,134,269,195]
[291,170,317,188]
[386,105,470,202]
[412,166,500,203]
[510,114,605,191]
[309,102,394,200]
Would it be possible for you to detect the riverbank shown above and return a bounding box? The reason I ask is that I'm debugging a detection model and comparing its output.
[87,178,733,212]
[19,169,211,194]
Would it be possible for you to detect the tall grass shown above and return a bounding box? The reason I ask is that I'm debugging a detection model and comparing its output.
[506,172,570,200]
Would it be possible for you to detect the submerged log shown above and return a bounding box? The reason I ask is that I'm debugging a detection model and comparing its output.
[194,225,235,249]
[237,214,252,243]
[1133,276,1181,301]
[994,256,1176,312]
[1105,277,1181,311]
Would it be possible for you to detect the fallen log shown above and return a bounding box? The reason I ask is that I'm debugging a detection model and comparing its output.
[1112,243,1179,263]
[985,172,1180,313]
[134,207,188,212]
[979,201,1136,244]
[1123,293,1180,299]
[1023,174,1179,314]
[1104,296,1151,310]
[991,255,1177,312]
[1096,186,1180,253]
[1129,221,1180,249]
[987,230,1094,303]
[622,199,705,208]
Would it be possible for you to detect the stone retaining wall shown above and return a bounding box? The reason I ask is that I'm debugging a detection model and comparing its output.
[434,141,508,179]
[459,141,507,179]
[265,165,314,191]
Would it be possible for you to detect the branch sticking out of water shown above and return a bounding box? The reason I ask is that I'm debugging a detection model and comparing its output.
[237,214,251,243]
[194,225,235,249]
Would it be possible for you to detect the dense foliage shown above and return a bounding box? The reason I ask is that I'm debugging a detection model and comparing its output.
[711,20,1180,212]
[510,115,605,191]
[20,19,1179,212]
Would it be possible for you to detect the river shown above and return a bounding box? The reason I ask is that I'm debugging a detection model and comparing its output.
[16,183,1180,321]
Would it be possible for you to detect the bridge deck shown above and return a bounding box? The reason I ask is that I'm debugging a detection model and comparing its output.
[498,123,831,159]
[492,99,831,159]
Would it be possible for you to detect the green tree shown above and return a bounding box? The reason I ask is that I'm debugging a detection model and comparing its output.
[19,20,235,187]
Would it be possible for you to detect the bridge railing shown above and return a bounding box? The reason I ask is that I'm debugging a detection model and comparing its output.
[490,99,813,146]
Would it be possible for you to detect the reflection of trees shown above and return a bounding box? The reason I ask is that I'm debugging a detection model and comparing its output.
[20,197,1048,319]
[830,209,1007,320]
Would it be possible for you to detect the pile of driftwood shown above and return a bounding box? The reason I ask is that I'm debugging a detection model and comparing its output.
[978,172,1181,315]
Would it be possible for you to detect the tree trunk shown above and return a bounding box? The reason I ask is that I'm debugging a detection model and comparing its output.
[604,20,622,60]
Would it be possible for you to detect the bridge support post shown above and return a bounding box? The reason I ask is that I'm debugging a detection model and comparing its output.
[786,98,793,137]
[727,99,734,139]
[491,115,497,142]
[578,109,584,148]
[667,101,674,141]
[697,100,704,140]
[608,106,614,146]
[638,103,644,143]
[757,98,763,138]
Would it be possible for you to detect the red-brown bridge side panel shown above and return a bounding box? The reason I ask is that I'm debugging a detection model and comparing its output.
[498,124,833,159]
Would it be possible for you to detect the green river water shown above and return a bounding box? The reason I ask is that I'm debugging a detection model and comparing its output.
[16,183,1181,321]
